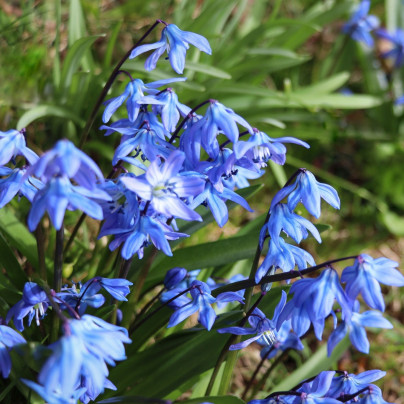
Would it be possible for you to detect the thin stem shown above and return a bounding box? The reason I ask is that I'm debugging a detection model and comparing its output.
[251,350,290,398]
[78,20,161,149]
[64,213,86,254]
[51,224,64,342]
[211,256,358,296]
[35,224,47,281]
[129,286,193,334]
[54,225,64,293]
[132,286,165,327]
[241,346,274,400]
[119,257,134,279]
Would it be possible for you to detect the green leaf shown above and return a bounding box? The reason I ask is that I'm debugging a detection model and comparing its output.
[381,210,404,236]
[60,35,103,89]
[0,232,27,289]
[185,61,232,79]
[68,0,87,45]
[183,396,245,404]
[0,208,38,269]
[17,105,85,130]
[295,72,350,94]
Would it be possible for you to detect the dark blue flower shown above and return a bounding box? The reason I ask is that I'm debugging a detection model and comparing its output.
[164,267,188,289]
[342,0,379,47]
[341,254,404,312]
[218,291,287,350]
[168,280,244,330]
[296,371,341,403]
[0,129,38,165]
[0,325,26,378]
[6,282,49,332]
[129,23,212,74]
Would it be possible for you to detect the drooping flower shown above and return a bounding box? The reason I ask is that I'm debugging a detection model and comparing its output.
[341,254,404,312]
[129,23,212,74]
[218,290,287,350]
[0,129,38,165]
[0,325,26,378]
[278,268,351,340]
[26,139,105,190]
[6,282,49,332]
[234,129,310,167]
[327,300,393,355]
[27,176,110,231]
[102,77,186,123]
[271,169,340,219]
[168,280,244,330]
[342,0,379,47]
[0,166,42,208]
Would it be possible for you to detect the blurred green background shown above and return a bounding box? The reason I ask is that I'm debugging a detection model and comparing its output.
[0,0,403,402]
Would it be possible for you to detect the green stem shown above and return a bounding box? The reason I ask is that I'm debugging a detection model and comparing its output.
[250,350,290,399]
[35,224,47,282]
[78,20,161,149]
[51,224,64,342]
[121,247,158,329]
[64,212,86,254]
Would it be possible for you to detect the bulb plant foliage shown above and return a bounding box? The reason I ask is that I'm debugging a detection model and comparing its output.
[0,13,403,404]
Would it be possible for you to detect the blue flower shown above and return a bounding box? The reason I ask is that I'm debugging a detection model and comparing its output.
[27,176,110,231]
[234,129,310,167]
[164,267,188,289]
[342,0,379,47]
[129,23,212,74]
[29,315,131,403]
[81,277,133,301]
[327,301,393,355]
[278,268,351,340]
[27,139,105,190]
[377,29,404,68]
[327,369,386,398]
[6,282,49,332]
[0,166,42,208]
[0,129,38,165]
[259,320,304,360]
[296,371,341,404]
[341,254,404,312]
[120,150,205,221]
[218,291,287,350]
[263,203,322,247]
[271,169,340,219]
[152,88,191,132]
[102,77,186,123]
[188,100,253,159]
[255,237,315,284]
[168,280,244,330]
[108,214,188,259]
[0,325,26,378]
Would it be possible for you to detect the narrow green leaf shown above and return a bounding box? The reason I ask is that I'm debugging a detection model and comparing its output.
[0,232,27,289]
[17,105,85,130]
[295,72,350,94]
[0,209,38,269]
[185,61,232,79]
[60,35,103,89]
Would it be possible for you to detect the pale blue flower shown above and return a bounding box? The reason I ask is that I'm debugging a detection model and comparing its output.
[0,129,38,165]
